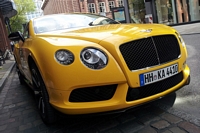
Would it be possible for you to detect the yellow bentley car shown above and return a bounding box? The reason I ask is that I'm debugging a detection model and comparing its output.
[8,13,190,124]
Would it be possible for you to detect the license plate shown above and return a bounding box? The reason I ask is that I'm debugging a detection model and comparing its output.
[139,64,178,86]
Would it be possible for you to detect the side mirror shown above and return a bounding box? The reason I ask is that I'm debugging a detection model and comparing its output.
[89,22,93,26]
[8,31,25,42]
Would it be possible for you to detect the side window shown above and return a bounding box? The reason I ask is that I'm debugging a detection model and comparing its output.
[23,23,30,39]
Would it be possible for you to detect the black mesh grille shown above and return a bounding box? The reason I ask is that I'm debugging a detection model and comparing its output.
[119,35,180,70]
[69,84,117,102]
[126,72,183,101]
[153,35,180,63]
[120,37,159,70]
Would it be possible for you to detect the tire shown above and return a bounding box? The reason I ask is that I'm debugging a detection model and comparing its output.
[16,66,25,85]
[30,63,57,124]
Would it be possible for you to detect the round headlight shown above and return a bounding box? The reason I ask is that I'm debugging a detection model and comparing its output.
[55,50,74,65]
[81,48,108,69]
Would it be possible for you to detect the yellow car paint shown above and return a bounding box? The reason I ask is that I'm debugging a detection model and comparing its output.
[12,14,190,116]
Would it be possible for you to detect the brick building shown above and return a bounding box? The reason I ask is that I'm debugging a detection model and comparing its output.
[42,0,81,15]
[0,0,17,53]
[41,0,124,19]
[0,12,10,52]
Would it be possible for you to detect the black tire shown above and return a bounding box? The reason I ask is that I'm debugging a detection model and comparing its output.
[16,66,25,85]
[30,63,57,124]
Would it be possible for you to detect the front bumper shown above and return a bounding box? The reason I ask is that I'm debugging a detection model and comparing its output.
[50,65,190,115]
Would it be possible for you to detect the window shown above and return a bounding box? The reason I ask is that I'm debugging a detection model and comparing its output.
[33,14,119,33]
[118,0,124,7]
[88,3,96,13]
[109,1,115,10]
[99,2,106,13]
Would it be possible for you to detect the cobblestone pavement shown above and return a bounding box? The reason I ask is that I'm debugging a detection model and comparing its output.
[0,67,200,133]
[0,59,15,91]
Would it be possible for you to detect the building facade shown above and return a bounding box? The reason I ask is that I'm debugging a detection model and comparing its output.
[86,0,124,18]
[0,0,17,52]
[0,11,10,51]
[41,0,125,19]
[145,0,200,25]
[41,0,82,15]
[41,0,200,25]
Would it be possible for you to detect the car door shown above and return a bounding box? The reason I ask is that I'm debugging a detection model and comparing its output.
[19,23,32,80]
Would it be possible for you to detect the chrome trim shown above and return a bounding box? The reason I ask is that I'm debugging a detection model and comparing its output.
[119,34,182,72]
[151,36,160,64]
[131,57,181,72]
[130,36,182,72]
[140,29,152,33]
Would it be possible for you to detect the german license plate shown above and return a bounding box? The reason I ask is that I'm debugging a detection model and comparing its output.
[139,64,178,86]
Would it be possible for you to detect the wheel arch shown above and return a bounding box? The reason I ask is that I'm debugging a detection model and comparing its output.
[28,55,35,69]
[28,55,57,124]
[27,55,48,92]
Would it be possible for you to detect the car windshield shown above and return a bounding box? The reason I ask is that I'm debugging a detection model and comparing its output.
[33,14,119,34]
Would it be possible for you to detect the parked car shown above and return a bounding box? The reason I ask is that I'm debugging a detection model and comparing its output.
[8,13,190,124]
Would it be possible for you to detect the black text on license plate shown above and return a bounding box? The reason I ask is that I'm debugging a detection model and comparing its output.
[139,64,178,86]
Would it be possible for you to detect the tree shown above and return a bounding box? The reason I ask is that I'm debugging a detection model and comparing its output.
[9,0,36,32]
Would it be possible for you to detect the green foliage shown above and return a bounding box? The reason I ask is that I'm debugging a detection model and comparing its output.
[9,0,36,32]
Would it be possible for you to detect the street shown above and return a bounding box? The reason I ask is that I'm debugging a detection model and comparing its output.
[159,23,200,126]
[0,23,200,133]
[0,72,194,133]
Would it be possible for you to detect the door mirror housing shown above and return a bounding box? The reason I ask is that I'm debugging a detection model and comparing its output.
[8,31,25,42]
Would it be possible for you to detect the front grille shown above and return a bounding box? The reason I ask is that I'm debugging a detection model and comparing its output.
[119,35,181,70]
[126,72,183,101]
[69,84,117,102]
[153,35,180,63]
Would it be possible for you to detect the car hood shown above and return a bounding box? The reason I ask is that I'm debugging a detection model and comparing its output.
[37,24,176,46]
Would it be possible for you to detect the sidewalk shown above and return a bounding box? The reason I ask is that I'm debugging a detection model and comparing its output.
[0,55,15,91]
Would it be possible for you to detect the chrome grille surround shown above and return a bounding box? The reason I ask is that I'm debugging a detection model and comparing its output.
[119,35,181,71]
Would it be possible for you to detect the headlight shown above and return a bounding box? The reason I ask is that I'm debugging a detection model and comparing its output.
[176,32,185,47]
[81,48,108,69]
[55,50,74,65]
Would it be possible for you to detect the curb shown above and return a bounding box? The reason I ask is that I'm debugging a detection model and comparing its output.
[169,20,200,27]
[0,61,15,91]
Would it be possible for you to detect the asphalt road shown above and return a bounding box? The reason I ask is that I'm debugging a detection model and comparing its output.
[155,23,200,126]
